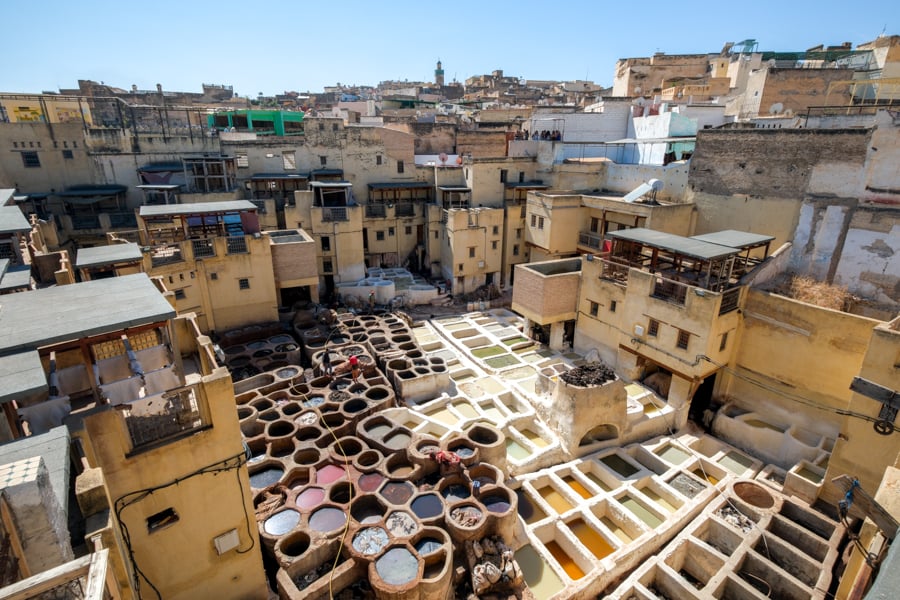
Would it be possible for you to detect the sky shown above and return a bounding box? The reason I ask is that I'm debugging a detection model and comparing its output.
[1,0,895,96]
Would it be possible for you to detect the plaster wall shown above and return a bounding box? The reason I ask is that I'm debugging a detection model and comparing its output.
[440,208,504,294]
[82,371,267,600]
[524,193,583,257]
[511,259,582,324]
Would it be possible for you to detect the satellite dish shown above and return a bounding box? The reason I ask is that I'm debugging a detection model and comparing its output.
[439,153,448,165]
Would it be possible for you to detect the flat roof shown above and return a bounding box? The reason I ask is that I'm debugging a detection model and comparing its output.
[0,265,32,292]
[690,230,775,250]
[367,182,432,190]
[309,181,352,189]
[250,173,310,180]
[0,426,70,514]
[438,186,472,192]
[604,136,697,144]
[135,184,182,191]
[608,228,740,261]
[75,243,143,269]
[0,206,31,234]
[504,182,548,189]
[0,189,15,206]
[0,351,48,404]
[139,200,257,217]
[56,185,127,197]
[0,273,176,357]
[311,169,344,176]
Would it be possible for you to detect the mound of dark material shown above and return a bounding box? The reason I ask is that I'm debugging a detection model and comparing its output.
[560,363,616,386]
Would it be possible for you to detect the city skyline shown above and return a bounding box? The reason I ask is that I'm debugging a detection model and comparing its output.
[1,0,895,97]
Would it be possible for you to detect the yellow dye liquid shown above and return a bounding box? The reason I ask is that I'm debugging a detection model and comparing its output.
[585,472,611,492]
[601,516,633,543]
[545,540,585,580]
[562,476,593,499]
[693,468,719,485]
[569,519,614,560]
[538,486,574,514]
[453,402,478,419]
[429,408,458,425]
[482,407,505,423]
[523,429,549,448]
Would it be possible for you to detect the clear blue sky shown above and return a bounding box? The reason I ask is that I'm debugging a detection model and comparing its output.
[1,0,894,96]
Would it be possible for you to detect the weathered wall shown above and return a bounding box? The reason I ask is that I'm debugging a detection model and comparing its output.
[456,130,508,158]
[524,193,583,258]
[612,54,711,97]
[511,259,582,324]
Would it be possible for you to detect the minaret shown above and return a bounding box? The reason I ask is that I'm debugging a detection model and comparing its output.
[435,60,445,87]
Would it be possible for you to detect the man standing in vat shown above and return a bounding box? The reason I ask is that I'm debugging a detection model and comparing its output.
[349,354,360,382]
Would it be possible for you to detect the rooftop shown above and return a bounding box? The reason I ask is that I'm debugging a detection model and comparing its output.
[75,243,143,269]
[608,228,740,261]
[139,200,257,217]
[690,229,775,250]
[0,273,175,357]
[0,206,31,234]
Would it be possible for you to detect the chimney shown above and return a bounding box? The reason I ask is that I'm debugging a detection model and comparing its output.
[156,83,163,94]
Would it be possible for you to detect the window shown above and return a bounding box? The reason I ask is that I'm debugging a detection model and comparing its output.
[397,161,404,174]
[318,123,324,131]
[332,123,339,131]
[500,169,508,183]
[62,149,74,160]
[282,151,296,170]
[21,151,40,168]
[513,245,520,256]
[405,226,412,235]
[174,289,186,300]
[458,263,463,272]
[236,153,249,168]
[531,215,537,227]
[468,247,475,258]
[323,259,333,273]
[433,231,438,239]
[147,508,179,533]
[518,171,525,183]
[589,301,599,316]
[491,240,498,250]
[72,141,77,148]
[538,217,545,229]
[388,227,395,237]
[321,236,331,251]
[12,142,17,148]
[375,230,385,241]
[610,300,617,313]
[320,155,327,166]
[677,329,690,350]
[516,228,522,239]
[590,217,599,233]
[376,155,382,165]
[648,319,660,337]
[239,278,250,290]
[492,225,499,235]
[719,331,729,352]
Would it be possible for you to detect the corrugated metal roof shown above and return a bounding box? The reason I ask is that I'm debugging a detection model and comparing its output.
[139,200,257,217]
[0,273,175,357]
[75,243,143,269]
[607,228,739,260]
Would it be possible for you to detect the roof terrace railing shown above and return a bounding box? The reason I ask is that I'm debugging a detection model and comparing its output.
[599,257,629,285]
[322,207,348,222]
[578,231,605,250]
[191,238,216,258]
[150,242,184,267]
[226,236,248,254]
[125,384,206,450]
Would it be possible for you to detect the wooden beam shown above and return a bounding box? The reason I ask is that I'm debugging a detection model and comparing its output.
[0,555,91,600]
[832,475,900,541]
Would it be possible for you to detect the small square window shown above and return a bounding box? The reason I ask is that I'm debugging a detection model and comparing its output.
[491,240,498,250]
[323,259,333,273]
[147,507,179,532]
[468,247,475,258]
[516,228,522,239]
[21,151,40,168]
[518,171,525,182]
[376,155,383,165]
[397,161,404,174]
[53,141,57,148]
[492,225,499,235]
[319,155,327,166]
[72,141,77,148]
[282,151,296,170]
[388,227,395,237]
[239,278,250,290]
[589,301,599,316]
[610,300,617,313]
[376,231,385,241]
[405,226,412,235]
[332,123,339,132]
[62,149,74,159]
[499,169,508,183]
[433,231,438,239]
[173,289,186,300]
[648,319,660,337]
[513,245,519,256]
[677,329,690,350]
[719,331,729,352]
[458,263,463,272]
[321,236,331,251]
[531,215,537,227]
[318,123,325,131]
[236,153,249,168]
[12,142,17,148]
[538,217,545,229]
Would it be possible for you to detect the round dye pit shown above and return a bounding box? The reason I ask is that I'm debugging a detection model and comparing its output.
[411,494,443,519]
[249,467,284,489]
[316,464,347,485]
[482,495,512,513]
[303,396,325,408]
[441,485,470,502]
[264,509,300,536]
[381,482,415,505]
[352,527,389,555]
[296,487,325,510]
[449,505,483,527]
[415,537,443,557]
[386,511,418,537]
[375,547,418,586]
[358,473,384,493]
[309,507,347,532]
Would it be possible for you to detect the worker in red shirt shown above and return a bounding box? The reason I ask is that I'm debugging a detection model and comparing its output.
[349,355,360,382]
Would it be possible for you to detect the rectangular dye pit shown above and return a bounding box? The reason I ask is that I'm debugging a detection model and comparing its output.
[599,453,641,479]
[479,400,507,424]
[560,473,594,500]
[717,450,754,476]
[506,438,531,462]
[544,540,586,580]
[522,428,550,448]
[690,518,743,557]
[566,518,616,560]
[485,354,521,369]
[618,494,664,528]
[536,484,575,514]
[663,538,724,592]
[655,443,692,466]
[516,545,566,598]
[638,483,682,514]
[516,489,549,525]
[590,501,640,545]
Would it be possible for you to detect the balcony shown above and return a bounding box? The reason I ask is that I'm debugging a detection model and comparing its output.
[395,203,415,217]
[71,215,101,230]
[124,385,207,449]
[322,207,348,222]
[719,287,741,315]
[599,258,629,285]
[365,204,387,218]
[651,276,689,306]
[191,238,216,258]
[226,236,249,254]
[578,231,605,251]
